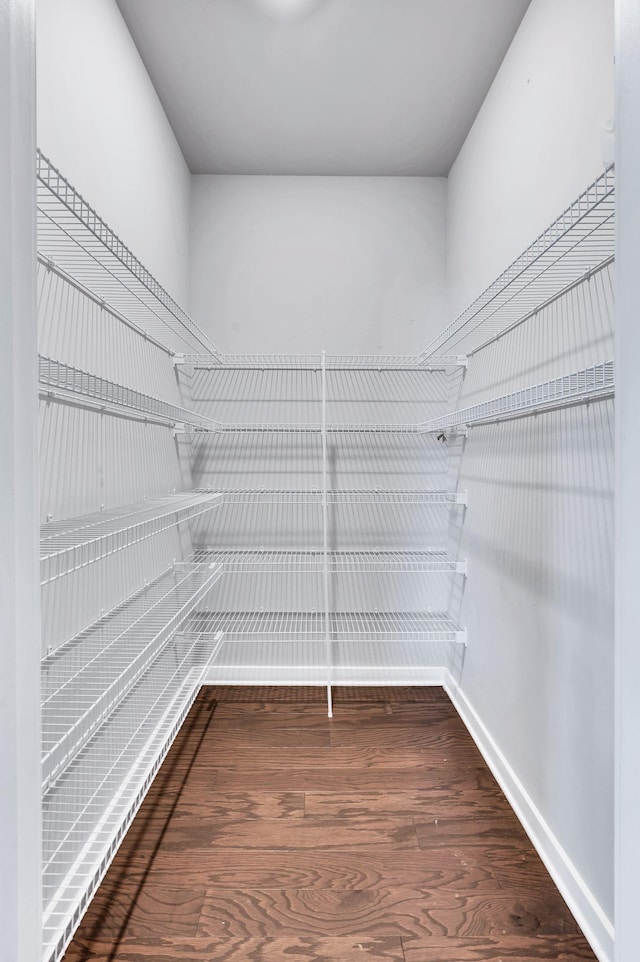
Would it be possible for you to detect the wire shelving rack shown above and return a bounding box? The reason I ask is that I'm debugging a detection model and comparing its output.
[424,360,614,432]
[35,152,616,962]
[37,151,220,358]
[41,561,222,792]
[421,165,615,359]
[42,628,223,962]
[186,609,466,644]
[195,488,466,505]
[40,492,223,584]
[193,547,467,575]
[174,352,468,371]
[40,559,223,962]
[39,355,221,430]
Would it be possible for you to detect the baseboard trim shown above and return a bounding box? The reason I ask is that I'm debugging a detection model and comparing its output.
[444,675,614,962]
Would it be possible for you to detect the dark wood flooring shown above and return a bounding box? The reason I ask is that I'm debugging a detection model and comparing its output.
[63,686,597,961]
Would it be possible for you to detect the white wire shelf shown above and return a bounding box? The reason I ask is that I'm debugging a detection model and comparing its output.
[327,489,466,505]
[41,561,222,793]
[422,166,615,359]
[201,639,459,687]
[42,631,223,962]
[38,254,174,358]
[193,548,467,574]
[209,422,430,434]
[40,492,223,585]
[424,360,614,432]
[37,150,220,358]
[38,355,221,430]
[174,353,468,371]
[185,609,466,644]
[195,488,466,505]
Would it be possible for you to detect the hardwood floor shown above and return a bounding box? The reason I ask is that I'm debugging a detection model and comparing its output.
[63,686,597,961]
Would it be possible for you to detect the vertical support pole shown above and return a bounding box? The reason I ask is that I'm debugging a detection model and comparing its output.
[321,351,332,717]
[0,3,42,961]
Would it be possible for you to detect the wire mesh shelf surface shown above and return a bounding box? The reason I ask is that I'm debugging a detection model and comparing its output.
[41,561,222,792]
[209,421,432,434]
[194,488,466,505]
[37,150,613,376]
[40,492,223,584]
[203,639,458,687]
[422,166,615,359]
[193,548,467,574]
[425,360,614,431]
[174,352,468,370]
[37,150,220,358]
[42,632,222,962]
[39,355,221,430]
[186,609,465,643]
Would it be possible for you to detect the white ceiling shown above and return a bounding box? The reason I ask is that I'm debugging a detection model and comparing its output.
[116,0,531,176]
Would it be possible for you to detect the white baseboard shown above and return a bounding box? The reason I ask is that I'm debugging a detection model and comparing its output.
[444,675,614,962]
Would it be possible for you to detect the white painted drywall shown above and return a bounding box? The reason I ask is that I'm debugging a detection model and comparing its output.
[36,0,192,305]
[115,0,530,177]
[446,0,616,956]
[190,175,448,354]
[0,1,42,959]
[36,0,197,652]
[614,2,640,960]
[447,0,615,318]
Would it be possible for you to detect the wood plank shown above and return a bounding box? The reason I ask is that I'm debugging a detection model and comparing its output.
[402,935,598,961]
[335,686,453,706]
[62,687,597,962]
[188,745,466,771]
[64,935,405,961]
[487,848,561,893]
[126,849,502,892]
[203,726,331,748]
[328,720,480,752]
[181,765,503,793]
[196,889,581,940]
[206,686,328,705]
[210,706,335,725]
[305,789,507,819]
[156,816,420,852]
[148,792,306,820]
[79,883,206,940]
[415,816,531,850]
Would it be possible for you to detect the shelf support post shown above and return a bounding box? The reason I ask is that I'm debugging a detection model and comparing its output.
[321,350,332,717]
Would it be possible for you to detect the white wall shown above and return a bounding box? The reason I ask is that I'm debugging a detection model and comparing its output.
[190,175,447,354]
[446,1,616,959]
[36,0,192,305]
[36,0,197,652]
[447,0,615,318]
[614,3,640,960]
[0,2,42,960]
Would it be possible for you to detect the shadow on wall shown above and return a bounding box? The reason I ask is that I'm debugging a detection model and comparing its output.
[452,261,615,916]
[38,266,195,653]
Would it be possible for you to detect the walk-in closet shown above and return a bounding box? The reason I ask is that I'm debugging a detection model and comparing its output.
[3,1,638,961]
